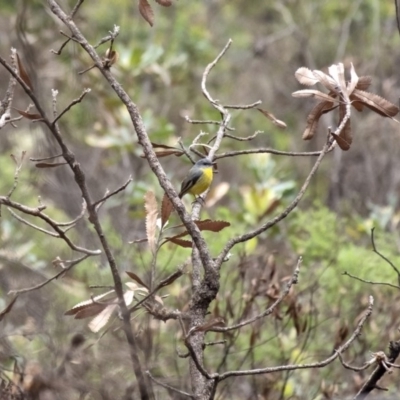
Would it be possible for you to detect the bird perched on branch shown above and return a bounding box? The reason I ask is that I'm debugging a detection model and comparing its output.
[179,158,214,199]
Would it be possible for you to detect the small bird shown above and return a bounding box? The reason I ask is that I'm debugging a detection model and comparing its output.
[179,158,214,199]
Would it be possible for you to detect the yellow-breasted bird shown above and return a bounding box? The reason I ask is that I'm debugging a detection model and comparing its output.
[179,158,214,199]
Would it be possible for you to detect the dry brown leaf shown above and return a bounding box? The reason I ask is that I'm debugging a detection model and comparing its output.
[74,303,107,319]
[159,270,184,288]
[64,290,116,315]
[347,63,359,95]
[292,89,338,103]
[302,100,334,140]
[205,182,229,208]
[126,271,149,290]
[257,108,287,129]
[139,0,154,26]
[351,89,399,118]
[155,0,172,5]
[88,304,117,332]
[329,63,348,100]
[168,237,192,248]
[336,103,352,150]
[161,193,173,227]
[144,190,158,254]
[294,67,319,86]
[151,142,177,149]
[355,76,372,91]
[103,49,119,69]
[312,70,337,93]
[35,162,67,168]
[16,52,33,90]
[14,108,42,121]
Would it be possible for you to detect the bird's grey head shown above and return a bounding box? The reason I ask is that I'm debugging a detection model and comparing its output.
[196,158,213,167]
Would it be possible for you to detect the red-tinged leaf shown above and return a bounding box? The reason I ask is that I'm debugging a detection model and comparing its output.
[351,89,399,118]
[88,304,117,332]
[126,271,150,290]
[257,108,287,129]
[74,303,107,319]
[0,296,18,321]
[35,162,67,168]
[161,193,173,227]
[292,89,338,103]
[139,0,154,26]
[164,219,230,243]
[294,67,319,86]
[155,0,172,6]
[168,237,192,248]
[355,76,372,91]
[14,108,42,121]
[194,219,230,232]
[16,52,33,90]
[144,190,158,254]
[302,100,334,140]
[155,150,184,158]
[312,70,338,93]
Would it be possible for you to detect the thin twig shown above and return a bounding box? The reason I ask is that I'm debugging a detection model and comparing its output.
[70,0,85,18]
[342,271,399,289]
[215,137,334,268]
[30,153,63,162]
[92,176,133,208]
[213,257,302,332]
[145,371,195,398]
[8,255,90,295]
[224,130,262,142]
[52,88,91,126]
[215,147,327,159]
[371,227,400,278]
[50,37,71,55]
[224,100,262,110]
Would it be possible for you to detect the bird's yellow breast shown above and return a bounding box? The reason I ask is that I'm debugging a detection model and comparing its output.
[189,166,213,196]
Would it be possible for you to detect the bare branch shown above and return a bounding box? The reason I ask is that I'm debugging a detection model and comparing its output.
[354,340,400,399]
[215,147,329,159]
[217,296,374,380]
